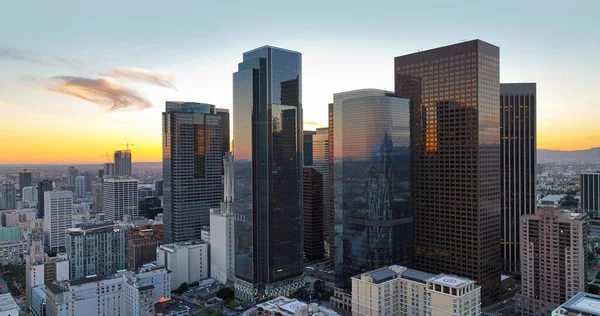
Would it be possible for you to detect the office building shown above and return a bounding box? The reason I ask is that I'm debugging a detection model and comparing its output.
[216,108,231,156]
[0,293,19,316]
[500,83,537,273]
[44,191,73,251]
[114,150,132,177]
[37,180,53,218]
[103,162,115,178]
[138,186,153,201]
[303,167,324,261]
[581,173,600,218]
[351,265,481,316]
[304,130,316,166]
[153,179,163,197]
[91,182,103,213]
[66,222,127,281]
[0,240,27,265]
[157,241,209,290]
[26,240,69,309]
[81,171,93,192]
[162,101,223,243]
[0,181,16,210]
[126,224,164,270]
[67,166,78,190]
[0,225,23,242]
[313,127,332,259]
[1,208,36,227]
[332,89,412,288]
[552,292,600,316]
[210,153,235,284]
[139,196,162,219]
[395,40,501,303]
[75,175,86,198]
[233,45,303,302]
[256,296,340,316]
[516,207,588,315]
[22,186,36,203]
[20,168,32,198]
[103,178,138,221]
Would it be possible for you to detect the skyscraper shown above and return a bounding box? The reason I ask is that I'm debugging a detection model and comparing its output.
[395,40,501,303]
[81,171,93,192]
[103,178,139,221]
[216,108,231,156]
[75,175,86,199]
[333,89,413,289]
[153,179,163,197]
[162,102,223,243]
[500,83,537,273]
[44,190,73,252]
[103,163,115,178]
[303,130,316,166]
[303,167,324,261]
[210,153,235,284]
[581,173,600,218]
[233,45,303,302]
[516,207,588,315]
[0,180,16,210]
[313,127,332,259]
[67,166,78,190]
[114,150,132,177]
[37,180,53,218]
[91,182,103,213]
[19,169,32,198]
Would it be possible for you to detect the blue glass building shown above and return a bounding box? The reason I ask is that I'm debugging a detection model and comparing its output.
[233,46,304,303]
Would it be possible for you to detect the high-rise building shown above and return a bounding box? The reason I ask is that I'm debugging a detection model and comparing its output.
[217,108,231,156]
[516,207,588,315]
[210,153,235,284]
[44,191,73,252]
[233,45,303,303]
[37,180,53,218]
[351,265,481,316]
[66,222,127,280]
[0,180,16,210]
[103,178,138,221]
[91,183,103,213]
[303,167,324,262]
[81,171,93,192]
[303,130,316,166]
[114,150,132,177]
[75,175,86,198]
[153,179,163,197]
[103,162,115,178]
[162,101,223,243]
[313,127,332,260]
[581,173,600,218]
[19,169,32,198]
[332,89,412,289]
[22,186,36,203]
[67,166,78,190]
[395,39,501,303]
[500,83,537,273]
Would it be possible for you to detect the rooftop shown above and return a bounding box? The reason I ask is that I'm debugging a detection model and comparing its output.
[0,293,18,312]
[429,274,473,288]
[256,296,339,316]
[401,268,436,284]
[155,301,190,315]
[362,267,397,284]
[70,274,106,286]
[159,240,206,251]
[553,292,600,315]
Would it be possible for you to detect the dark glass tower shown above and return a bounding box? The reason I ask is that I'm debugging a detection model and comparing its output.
[332,89,413,289]
[500,83,536,273]
[303,167,324,261]
[303,131,316,166]
[216,108,231,156]
[582,173,600,218]
[37,180,53,218]
[233,45,303,303]
[395,40,501,304]
[162,102,223,243]
[313,127,332,261]
[19,169,32,198]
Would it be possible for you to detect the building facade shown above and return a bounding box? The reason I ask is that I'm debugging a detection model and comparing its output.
[156,241,209,290]
[500,83,537,273]
[304,130,316,166]
[22,186,36,203]
[395,40,501,303]
[0,240,27,265]
[162,102,223,243]
[216,108,231,156]
[0,181,16,210]
[67,166,78,191]
[313,127,332,260]
[333,89,413,289]
[66,222,127,280]
[210,154,235,284]
[581,173,600,219]
[103,163,115,178]
[303,167,324,261]
[103,178,139,221]
[233,45,304,302]
[352,265,481,316]
[44,191,73,252]
[516,207,588,315]
[19,169,32,198]
[114,150,132,177]
[37,180,53,218]
[75,176,86,199]
[127,224,164,271]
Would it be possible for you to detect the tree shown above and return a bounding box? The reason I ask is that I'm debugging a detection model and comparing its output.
[176,282,189,294]
[216,287,234,300]
[560,193,578,209]
[588,283,600,295]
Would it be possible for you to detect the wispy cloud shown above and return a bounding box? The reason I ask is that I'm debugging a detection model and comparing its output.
[107,68,177,90]
[0,48,43,64]
[46,76,152,111]
[304,121,326,128]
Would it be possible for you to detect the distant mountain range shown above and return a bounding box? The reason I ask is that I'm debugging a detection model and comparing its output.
[538,148,600,164]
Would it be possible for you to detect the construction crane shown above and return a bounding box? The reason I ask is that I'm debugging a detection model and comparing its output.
[105,152,111,162]
[113,142,135,151]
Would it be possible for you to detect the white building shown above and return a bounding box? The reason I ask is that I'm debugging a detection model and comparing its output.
[552,292,600,316]
[210,153,235,284]
[352,265,481,316]
[44,191,73,251]
[256,296,339,316]
[157,240,209,289]
[103,178,138,221]
[22,186,37,203]
[0,293,19,316]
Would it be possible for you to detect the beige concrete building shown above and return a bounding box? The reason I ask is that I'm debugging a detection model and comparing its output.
[352,265,481,316]
[516,207,588,315]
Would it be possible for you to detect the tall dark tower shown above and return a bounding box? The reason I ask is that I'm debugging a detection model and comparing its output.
[395,40,501,304]
[19,169,32,198]
[37,180,53,218]
[233,45,303,303]
[303,131,316,166]
[162,102,223,243]
[500,83,536,273]
[216,108,231,156]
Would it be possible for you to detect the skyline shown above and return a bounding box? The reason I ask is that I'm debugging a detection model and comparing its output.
[1,0,599,163]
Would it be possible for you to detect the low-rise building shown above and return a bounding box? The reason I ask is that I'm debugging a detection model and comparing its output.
[127,224,164,270]
[552,292,600,316]
[0,225,23,242]
[1,208,37,227]
[351,265,481,316]
[330,288,352,314]
[0,239,27,265]
[256,296,339,316]
[156,240,209,290]
[0,293,19,316]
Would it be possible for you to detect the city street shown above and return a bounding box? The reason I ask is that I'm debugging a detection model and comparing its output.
[482,297,516,316]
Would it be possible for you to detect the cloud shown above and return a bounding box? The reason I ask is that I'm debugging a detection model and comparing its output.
[107,68,177,90]
[0,48,43,64]
[0,47,87,71]
[304,121,326,128]
[46,76,152,111]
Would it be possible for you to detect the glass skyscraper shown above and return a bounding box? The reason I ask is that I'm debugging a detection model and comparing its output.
[162,102,223,243]
[395,40,501,304]
[332,89,412,289]
[233,46,303,303]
